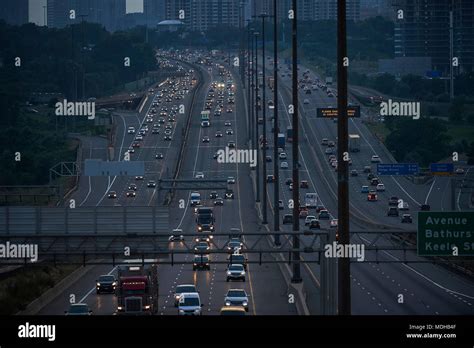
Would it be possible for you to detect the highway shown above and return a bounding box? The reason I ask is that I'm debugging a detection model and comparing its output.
[256,61,474,314]
[39,53,295,316]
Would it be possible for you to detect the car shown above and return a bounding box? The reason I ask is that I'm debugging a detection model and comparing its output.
[399,201,409,210]
[174,284,197,306]
[321,138,329,146]
[387,207,399,217]
[309,219,321,229]
[193,255,211,270]
[212,197,223,206]
[325,148,333,155]
[65,303,92,316]
[135,175,144,181]
[455,168,465,175]
[225,189,234,199]
[178,292,203,315]
[279,152,287,160]
[227,254,247,270]
[283,214,293,224]
[128,148,135,154]
[371,155,381,163]
[266,155,272,162]
[318,210,330,220]
[289,183,293,191]
[361,185,369,193]
[266,174,275,183]
[228,141,236,148]
[108,191,117,198]
[164,135,172,141]
[132,142,141,148]
[215,131,223,137]
[328,141,336,148]
[367,192,378,201]
[350,169,358,177]
[224,289,249,311]
[135,134,143,141]
[226,129,234,135]
[227,240,243,254]
[305,216,317,226]
[195,172,204,179]
[285,178,293,185]
[155,153,164,159]
[127,127,136,134]
[96,275,117,294]
[389,196,399,206]
[363,166,371,173]
[420,204,431,211]
[226,264,246,282]
[201,121,210,127]
[299,209,309,219]
[315,204,326,213]
[303,99,310,104]
[376,183,385,192]
[227,177,235,184]
[213,152,219,159]
[281,161,289,169]
[330,219,338,228]
[220,306,246,315]
[168,228,185,242]
[202,136,210,143]
[225,121,232,126]
[401,214,413,223]
[194,241,210,253]
[227,108,233,113]
[278,200,284,210]
[128,183,137,191]
[147,180,156,188]
[152,128,160,134]
[126,190,136,197]
[300,180,309,188]
[370,178,380,186]
[367,173,375,181]
[210,191,218,199]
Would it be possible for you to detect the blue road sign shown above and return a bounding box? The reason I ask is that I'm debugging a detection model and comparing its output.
[430,163,454,176]
[377,163,419,176]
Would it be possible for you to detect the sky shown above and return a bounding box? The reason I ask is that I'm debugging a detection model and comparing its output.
[28,0,143,26]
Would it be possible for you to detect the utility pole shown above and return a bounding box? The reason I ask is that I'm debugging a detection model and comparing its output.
[273,0,281,245]
[291,0,302,283]
[337,0,351,315]
[254,31,261,203]
[43,6,47,26]
[247,24,253,145]
[239,2,245,87]
[259,13,269,225]
[449,7,454,101]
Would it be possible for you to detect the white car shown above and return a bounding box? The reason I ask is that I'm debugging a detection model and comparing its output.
[195,172,204,179]
[376,183,385,192]
[281,161,289,169]
[127,127,135,134]
[224,289,249,312]
[304,216,317,226]
[178,293,202,315]
[279,152,287,160]
[227,177,235,184]
[371,155,381,163]
[303,99,310,104]
[169,228,185,242]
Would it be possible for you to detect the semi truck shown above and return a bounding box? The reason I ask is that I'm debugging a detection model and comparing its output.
[116,261,159,315]
[287,127,293,142]
[278,133,285,149]
[349,134,361,152]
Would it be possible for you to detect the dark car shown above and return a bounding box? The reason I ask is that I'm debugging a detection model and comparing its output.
[225,189,234,199]
[227,254,247,270]
[309,219,320,229]
[96,275,117,294]
[420,204,431,211]
[266,175,275,183]
[387,207,399,217]
[370,178,380,186]
[388,196,399,206]
[193,255,210,270]
[401,214,413,223]
[210,191,218,199]
[367,173,375,181]
[283,214,293,224]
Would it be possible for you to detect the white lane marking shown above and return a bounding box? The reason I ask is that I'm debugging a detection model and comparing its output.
[424,177,436,205]
[359,235,474,301]
[79,141,94,206]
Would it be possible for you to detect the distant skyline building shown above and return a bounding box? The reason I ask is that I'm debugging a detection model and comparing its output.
[0,0,29,26]
[392,0,474,74]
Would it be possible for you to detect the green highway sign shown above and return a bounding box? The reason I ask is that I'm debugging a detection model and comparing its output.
[417,212,474,256]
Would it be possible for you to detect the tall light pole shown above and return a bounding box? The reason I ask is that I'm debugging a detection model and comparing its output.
[247,23,254,145]
[337,0,351,315]
[259,13,269,225]
[254,31,261,203]
[291,0,302,284]
[273,0,281,245]
[43,6,47,26]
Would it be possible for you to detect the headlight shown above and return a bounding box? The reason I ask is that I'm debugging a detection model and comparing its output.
[243,301,248,306]
[198,226,202,231]
[225,301,231,306]
[241,271,246,275]
[210,226,214,230]
[96,283,100,287]
[112,282,117,287]
[118,306,123,310]
[194,309,200,314]
[179,309,184,313]
[227,271,231,275]
[175,295,180,299]
[145,305,151,309]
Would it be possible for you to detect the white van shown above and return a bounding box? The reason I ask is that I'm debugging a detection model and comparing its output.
[178,293,202,315]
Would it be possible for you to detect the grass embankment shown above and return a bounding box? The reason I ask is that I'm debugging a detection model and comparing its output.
[0,265,77,315]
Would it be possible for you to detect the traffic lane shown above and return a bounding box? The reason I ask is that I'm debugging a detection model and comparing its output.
[37,265,113,315]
